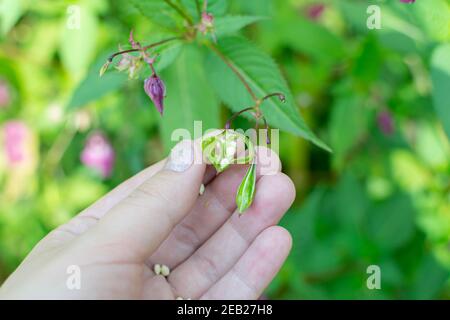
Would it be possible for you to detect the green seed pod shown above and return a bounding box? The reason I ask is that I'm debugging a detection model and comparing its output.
[236,162,257,214]
[202,131,255,173]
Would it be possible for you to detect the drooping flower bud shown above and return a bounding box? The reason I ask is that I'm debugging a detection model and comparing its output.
[144,73,166,115]
[80,132,115,178]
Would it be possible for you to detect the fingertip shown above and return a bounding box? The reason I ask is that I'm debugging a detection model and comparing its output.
[254,146,281,176]
[267,225,293,253]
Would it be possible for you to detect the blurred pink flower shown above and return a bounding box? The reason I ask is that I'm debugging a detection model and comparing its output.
[0,80,11,108]
[377,110,395,136]
[3,120,29,165]
[81,132,115,178]
[306,3,325,20]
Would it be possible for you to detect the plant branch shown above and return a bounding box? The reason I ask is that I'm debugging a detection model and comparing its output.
[207,43,258,102]
[261,92,286,103]
[225,107,254,129]
[164,0,194,26]
[108,37,181,62]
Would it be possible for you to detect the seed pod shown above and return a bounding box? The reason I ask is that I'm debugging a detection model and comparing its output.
[236,162,257,214]
[202,131,254,173]
[99,59,111,77]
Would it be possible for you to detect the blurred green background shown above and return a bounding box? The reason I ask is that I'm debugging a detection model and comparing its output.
[0,0,449,299]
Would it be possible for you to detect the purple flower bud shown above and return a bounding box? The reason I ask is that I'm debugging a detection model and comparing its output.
[0,80,11,108]
[377,110,395,136]
[144,74,166,115]
[81,132,115,178]
[306,4,325,20]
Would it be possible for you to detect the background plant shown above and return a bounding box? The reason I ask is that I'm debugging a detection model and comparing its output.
[0,0,449,299]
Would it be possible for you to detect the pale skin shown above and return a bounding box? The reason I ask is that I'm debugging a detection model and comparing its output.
[0,140,295,299]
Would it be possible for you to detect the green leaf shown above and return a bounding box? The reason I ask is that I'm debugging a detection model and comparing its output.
[0,0,24,36]
[153,41,183,72]
[67,53,127,111]
[275,16,345,64]
[409,254,449,299]
[338,2,426,53]
[130,0,184,28]
[160,45,220,151]
[328,95,371,169]
[59,4,98,78]
[182,0,228,20]
[214,15,265,37]
[430,43,450,139]
[205,36,330,151]
[413,0,450,42]
[367,194,416,252]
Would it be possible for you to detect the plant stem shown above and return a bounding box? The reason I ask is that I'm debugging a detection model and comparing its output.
[108,37,181,62]
[164,0,194,26]
[195,0,201,17]
[261,92,286,103]
[207,43,258,102]
[225,107,254,129]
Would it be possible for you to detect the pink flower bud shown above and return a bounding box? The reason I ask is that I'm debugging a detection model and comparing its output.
[144,74,166,115]
[81,132,115,178]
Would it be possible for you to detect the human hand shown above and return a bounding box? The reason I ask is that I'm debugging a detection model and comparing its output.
[0,139,295,300]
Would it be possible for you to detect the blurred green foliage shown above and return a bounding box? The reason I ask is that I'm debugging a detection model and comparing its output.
[0,0,449,299]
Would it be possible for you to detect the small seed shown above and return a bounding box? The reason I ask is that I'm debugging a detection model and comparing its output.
[199,184,205,195]
[153,264,162,275]
[161,264,170,277]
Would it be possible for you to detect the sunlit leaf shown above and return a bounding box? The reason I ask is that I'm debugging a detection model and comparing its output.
[205,36,330,151]
[214,15,265,37]
[431,43,450,139]
[160,45,220,151]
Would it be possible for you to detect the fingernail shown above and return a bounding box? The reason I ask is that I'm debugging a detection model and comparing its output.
[165,140,194,172]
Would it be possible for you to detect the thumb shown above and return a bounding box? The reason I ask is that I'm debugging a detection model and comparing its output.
[81,139,205,261]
